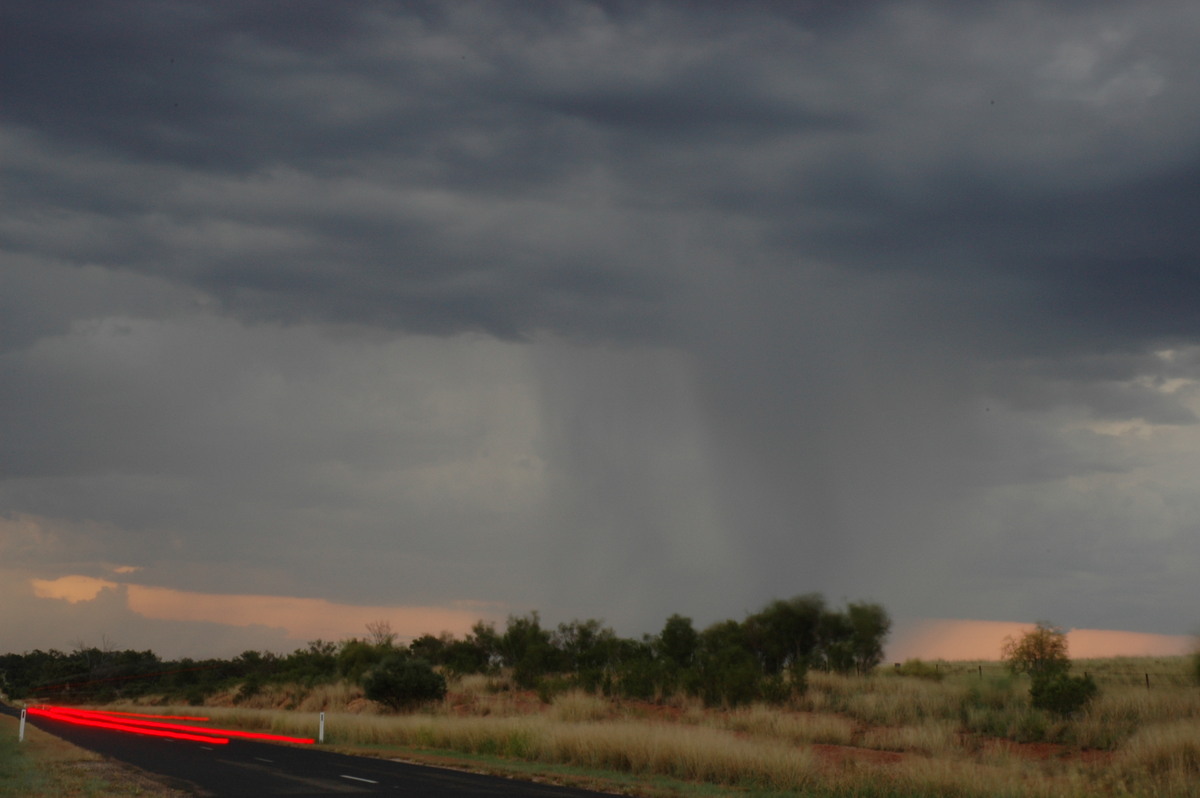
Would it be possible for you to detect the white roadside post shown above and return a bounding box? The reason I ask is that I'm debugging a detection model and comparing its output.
[19,708,27,742]
[319,711,325,744]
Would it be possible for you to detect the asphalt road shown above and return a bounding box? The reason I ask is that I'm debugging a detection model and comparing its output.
[2,704,619,797]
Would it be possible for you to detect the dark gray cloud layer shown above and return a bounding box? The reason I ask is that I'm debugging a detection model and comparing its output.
[4,0,1200,650]
[6,0,1198,352]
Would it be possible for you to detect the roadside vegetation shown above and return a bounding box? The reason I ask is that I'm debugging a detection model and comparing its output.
[0,593,889,708]
[5,603,1200,796]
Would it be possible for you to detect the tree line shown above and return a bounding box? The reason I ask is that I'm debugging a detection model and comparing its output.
[0,593,890,709]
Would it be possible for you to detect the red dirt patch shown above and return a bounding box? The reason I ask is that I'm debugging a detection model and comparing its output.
[977,737,1115,764]
[811,743,905,766]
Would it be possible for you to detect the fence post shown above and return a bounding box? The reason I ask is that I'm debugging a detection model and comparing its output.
[978,665,983,679]
[1145,673,1150,690]
[19,708,26,742]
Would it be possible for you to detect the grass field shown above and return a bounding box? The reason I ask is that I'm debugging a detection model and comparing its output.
[42,656,1200,797]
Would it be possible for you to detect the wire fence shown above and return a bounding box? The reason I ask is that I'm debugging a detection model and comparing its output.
[901,658,1196,689]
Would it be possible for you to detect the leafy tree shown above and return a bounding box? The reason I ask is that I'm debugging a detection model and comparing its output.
[1001,622,1071,681]
[408,633,449,665]
[500,612,559,688]
[280,640,339,684]
[553,619,617,672]
[696,620,761,707]
[658,614,699,670]
[815,609,856,673]
[847,601,892,673]
[362,656,447,711]
[553,619,617,690]
[337,639,388,681]
[743,595,824,675]
[611,639,660,700]
[441,639,489,675]
[468,620,502,670]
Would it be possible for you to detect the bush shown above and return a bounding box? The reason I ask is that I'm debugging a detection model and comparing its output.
[362,656,447,711]
[1030,673,1098,717]
[338,639,391,682]
[1001,621,1098,718]
[613,656,660,701]
[1001,622,1071,681]
[894,658,944,681]
[758,674,795,705]
[234,676,262,704]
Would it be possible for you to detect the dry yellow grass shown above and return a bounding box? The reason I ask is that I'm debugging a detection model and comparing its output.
[859,720,959,755]
[549,689,610,722]
[1112,719,1200,796]
[91,700,1089,796]
[718,704,856,746]
[98,704,822,791]
[86,654,1200,797]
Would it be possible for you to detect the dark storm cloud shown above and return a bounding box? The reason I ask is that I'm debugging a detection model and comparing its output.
[7,0,1198,360]
[4,0,1200,645]
[0,1,869,337]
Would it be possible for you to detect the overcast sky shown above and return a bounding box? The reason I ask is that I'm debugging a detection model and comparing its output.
[3,0,1200,659]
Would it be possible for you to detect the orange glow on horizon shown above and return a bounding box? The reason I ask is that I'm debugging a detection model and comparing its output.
[124,583,491,642]
[889,619,1194,662]
[29,571,503,645]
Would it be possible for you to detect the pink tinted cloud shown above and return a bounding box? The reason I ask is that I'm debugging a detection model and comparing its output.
[31,575,120,603]
[124,584,494,642]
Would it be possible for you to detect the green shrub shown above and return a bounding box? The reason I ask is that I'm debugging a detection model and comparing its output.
[959,676,1027,737]
[535,675,573,704]
[758,674,795,705]
[1030,673,1098,717]
[338,639,389,682]
[362,656,447,711]
[614,657,661,701]
[894,658,944,681]
[697,655,762,707]
[234,676,262,704]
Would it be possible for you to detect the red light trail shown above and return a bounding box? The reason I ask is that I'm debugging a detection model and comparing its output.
[27,706,316,745]
[28,707,230,744]
[78,708,211,721]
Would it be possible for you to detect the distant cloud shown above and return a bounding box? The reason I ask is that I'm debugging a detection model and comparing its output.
[30,574,119,603]
[124,584,500,643]
[26,573,502,644]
